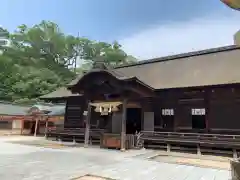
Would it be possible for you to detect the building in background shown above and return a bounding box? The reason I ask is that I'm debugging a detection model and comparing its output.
[0,102,65,136]
[0,102,29,135]
[47,105,65,129]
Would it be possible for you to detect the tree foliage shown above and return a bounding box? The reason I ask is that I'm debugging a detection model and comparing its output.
[0,20,137,103]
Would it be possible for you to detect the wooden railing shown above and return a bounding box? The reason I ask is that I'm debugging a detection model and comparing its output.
[141,131,240,142]
[46,128,138,149]
[46,128,105,145]
[140,131,240,157]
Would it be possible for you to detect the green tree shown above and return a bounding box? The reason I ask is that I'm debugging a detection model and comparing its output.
[82,40,137,67]
[1,21,76,102]
[0,20,137,103]
[0,27,9,50]
[8,21,78,78]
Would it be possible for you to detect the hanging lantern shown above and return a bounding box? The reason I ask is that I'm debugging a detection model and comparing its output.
[220,0,240,11]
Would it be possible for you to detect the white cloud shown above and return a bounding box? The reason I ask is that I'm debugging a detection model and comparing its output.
[120,13,240,60]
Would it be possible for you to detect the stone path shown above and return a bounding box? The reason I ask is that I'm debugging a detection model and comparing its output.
[0,137,231,180]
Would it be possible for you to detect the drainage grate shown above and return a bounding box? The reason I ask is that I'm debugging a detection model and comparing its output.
[72,174,115,180]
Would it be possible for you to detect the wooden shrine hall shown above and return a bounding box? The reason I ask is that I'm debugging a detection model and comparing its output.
[43,45,240,156]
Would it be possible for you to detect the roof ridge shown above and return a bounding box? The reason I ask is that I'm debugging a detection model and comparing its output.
[115,45,240,69]
[0,101,31,107]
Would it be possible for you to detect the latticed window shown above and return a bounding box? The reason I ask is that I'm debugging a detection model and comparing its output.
[191,108,205,115]
[162,109,174,116]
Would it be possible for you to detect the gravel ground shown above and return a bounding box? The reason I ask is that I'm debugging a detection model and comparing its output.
[0,136,231,180]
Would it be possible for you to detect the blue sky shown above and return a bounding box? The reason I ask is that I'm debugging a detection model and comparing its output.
[1,0,240,59]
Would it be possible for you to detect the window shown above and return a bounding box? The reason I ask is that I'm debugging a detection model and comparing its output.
[191,108,206,129]
[191,108,205,115]
[161,109,175,129]
[162,109,174,116]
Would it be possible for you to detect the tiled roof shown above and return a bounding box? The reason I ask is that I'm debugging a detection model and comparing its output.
[0,102,29,115]
[41,45,240,96]
[40,87,80,99]
[48,105,65,116]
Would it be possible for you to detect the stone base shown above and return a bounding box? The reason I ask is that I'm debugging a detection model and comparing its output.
[231,159,240,180]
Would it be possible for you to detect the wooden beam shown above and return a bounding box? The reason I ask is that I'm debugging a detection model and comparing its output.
[84,100,91,147]
[121,98,127,151]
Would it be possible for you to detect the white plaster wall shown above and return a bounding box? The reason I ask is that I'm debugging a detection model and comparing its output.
[143,112,154,131]
[111,112,122,134]
[12,120,22,129]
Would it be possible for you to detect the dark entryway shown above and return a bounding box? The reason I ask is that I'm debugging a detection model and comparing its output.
[126,108,142,134]
[30,121,40,135]
[162,108,175,130]
[163,116,175,130]
[192,115,206,129]
[99,114,112,131]
[191,108,206,129]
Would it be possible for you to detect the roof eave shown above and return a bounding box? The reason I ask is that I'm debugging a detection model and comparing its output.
[115,45,240,69]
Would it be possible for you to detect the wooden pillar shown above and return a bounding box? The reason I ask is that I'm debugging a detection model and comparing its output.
[121,99,127,151]
[20,119,24,135]
[44,117,49,138]
[204,89,210,131]
[233,149,238,158]
[34,117,39,137]
[84,101,91,147]
[167,144,171,152]
[197,144,201,155]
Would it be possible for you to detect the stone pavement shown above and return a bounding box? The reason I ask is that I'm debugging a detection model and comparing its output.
[0,137,231,180]
[151,151,231,170]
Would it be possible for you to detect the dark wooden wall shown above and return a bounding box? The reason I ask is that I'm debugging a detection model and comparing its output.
[153,84,240,133]
[208,86,240,131]
[64,83,240,134]
[64,96,86,128]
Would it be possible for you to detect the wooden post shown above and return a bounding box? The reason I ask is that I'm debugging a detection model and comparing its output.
[233,149,238,159]
[20,119,24,135]
[204,89,210,131]
[44,117,49,138]
[84,101,91,147]
[197,144,201,155]
[34,117,39,137]
[167,144,171,152]
[121,99,127,151]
